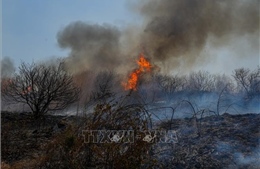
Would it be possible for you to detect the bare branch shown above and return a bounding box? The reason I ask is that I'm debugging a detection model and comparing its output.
[2,61,80,118]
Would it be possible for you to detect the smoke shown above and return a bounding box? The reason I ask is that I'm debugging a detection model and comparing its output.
[234,148,260,167]
[57,22,124,74]
[137,0,259,71]
[1,57,15,78]
[57,0,259,74]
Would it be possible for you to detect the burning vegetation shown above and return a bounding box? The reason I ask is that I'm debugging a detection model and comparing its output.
[122,53,153,90]
[1,0,259,168]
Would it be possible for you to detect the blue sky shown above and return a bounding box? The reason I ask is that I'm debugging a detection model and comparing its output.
[2,0,137,67]
[2,0,259,74]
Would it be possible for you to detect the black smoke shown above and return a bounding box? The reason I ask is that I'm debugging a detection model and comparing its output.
[57,0,259,74]
[57,22,123,73]
[138,0,259,67]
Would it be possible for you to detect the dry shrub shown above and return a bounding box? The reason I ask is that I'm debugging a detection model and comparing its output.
[34,101,156,169]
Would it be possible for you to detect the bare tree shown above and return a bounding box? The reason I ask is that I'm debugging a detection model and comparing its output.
[213,74,234,93]
[188,71,215,92]
[156,74,186,94]
[82,71,119,114]
[91,71,117,102]
[2,61,80,118]
[155,74,186,101]
[233,67,260,98]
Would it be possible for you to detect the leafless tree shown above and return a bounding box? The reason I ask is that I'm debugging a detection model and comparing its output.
[82,71,120,114]
[233,67,260,98]
[156,74,186,93]
[91,71,117,102]
[188,71,215,92]
[213,74,234,93]
[155,74,186,101]
[2,61,80,118]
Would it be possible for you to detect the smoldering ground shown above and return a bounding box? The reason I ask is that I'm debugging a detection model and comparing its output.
[57,0,259,75]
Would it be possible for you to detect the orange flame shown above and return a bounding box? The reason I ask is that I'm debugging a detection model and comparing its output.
[22,86,32,95]
[1,79,12,90]
[123,53,152,91]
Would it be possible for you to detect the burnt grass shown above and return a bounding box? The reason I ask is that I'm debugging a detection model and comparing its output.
[1,111,260,169]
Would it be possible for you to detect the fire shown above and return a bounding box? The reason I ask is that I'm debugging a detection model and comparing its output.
[22,86,32,95]
[123,53,152,90]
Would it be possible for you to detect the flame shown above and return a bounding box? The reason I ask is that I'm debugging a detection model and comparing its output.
[1,79,12,90]
[123,53,152,90]
[1,79,33,95]
[22,86,32,95]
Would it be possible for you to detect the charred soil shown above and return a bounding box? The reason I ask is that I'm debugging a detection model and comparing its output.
[1,111,259,168]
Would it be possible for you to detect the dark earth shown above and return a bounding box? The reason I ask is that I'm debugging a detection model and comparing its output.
[1,111,259,169]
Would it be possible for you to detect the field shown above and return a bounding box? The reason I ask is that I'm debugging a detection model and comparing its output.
[1,111,259,168]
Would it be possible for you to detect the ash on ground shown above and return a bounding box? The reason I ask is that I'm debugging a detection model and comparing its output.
[1,112,259,168]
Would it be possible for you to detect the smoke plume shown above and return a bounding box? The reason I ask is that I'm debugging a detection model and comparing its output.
[138,0,259,69]
[1,57,15,78]
[57,22,123,74]
[58,0,259,74]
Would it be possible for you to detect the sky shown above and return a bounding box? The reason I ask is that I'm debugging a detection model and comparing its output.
[2,0,137,67]
[2,0,260,75]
